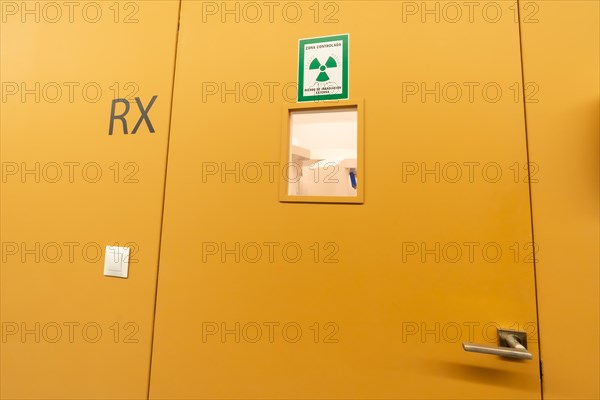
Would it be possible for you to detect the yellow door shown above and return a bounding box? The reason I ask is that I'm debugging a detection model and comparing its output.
[0,1,179,398]
[149,1,541,398]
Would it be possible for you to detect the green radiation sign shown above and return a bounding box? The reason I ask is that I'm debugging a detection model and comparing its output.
[298,34,349,102]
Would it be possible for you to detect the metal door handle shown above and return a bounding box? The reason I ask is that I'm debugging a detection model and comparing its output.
[462,329,532,360]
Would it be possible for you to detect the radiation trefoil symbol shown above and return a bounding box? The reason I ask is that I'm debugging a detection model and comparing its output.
[309,56,338,82]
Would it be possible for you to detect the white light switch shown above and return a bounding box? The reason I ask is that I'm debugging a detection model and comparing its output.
[103,246,130,278]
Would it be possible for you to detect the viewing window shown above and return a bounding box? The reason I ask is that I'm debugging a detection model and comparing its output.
[280,101,363,204]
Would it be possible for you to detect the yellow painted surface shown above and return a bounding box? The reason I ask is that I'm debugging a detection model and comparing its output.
[520,1,600,398]
[149,1,541,398]
[0,1,179,398]
[6,1,596,398]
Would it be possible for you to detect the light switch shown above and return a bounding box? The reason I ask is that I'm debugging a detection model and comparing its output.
[103,246,130,278]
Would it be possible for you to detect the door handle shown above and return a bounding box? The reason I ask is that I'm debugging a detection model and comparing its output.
[462,329,533,360]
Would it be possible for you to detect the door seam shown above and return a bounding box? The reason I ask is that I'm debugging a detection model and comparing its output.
[145,1,183,399]
[516,0,544,397]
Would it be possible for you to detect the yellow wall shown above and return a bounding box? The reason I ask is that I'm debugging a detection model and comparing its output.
[520,1,600,398]
[0,1,179,397]
[0,0,598,398]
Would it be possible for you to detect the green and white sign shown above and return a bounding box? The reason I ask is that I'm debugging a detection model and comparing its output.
[298,34,349,102]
